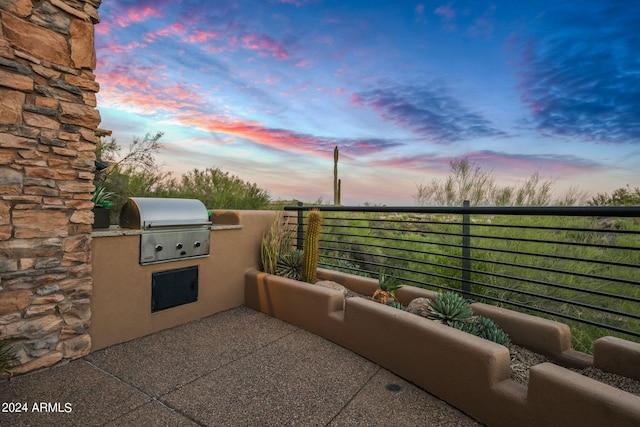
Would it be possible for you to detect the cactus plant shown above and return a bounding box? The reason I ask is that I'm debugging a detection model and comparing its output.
[333,146,340,205]
[302,209,322,283]
[426,292,475,326]
[372,271,402,304]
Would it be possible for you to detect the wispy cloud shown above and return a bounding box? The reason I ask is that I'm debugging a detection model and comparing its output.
[111,2,166,28]
[468,5,496,39]
[175,114,399,158]
[513,1,640,144]
[434,4,455,21]
[370,150,603,176]
[241,33,291,59]
[353,84,507,144]
[464,150,603,174]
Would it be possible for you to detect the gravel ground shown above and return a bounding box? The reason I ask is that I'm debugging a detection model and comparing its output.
[510,344,640,396]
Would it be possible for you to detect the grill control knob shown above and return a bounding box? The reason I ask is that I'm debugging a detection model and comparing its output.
[194,241,201,248]
[176,242,183,249]
[155,244,163,252]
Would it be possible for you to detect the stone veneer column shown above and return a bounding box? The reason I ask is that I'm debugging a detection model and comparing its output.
[0,0,101,376]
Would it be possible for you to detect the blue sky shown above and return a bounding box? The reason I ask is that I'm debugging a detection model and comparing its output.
[95,0,640,205]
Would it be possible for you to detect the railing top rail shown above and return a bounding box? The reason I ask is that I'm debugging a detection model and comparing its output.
[284,205,640,217]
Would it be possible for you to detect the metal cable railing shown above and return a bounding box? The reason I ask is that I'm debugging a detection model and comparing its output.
[285,204,640,350]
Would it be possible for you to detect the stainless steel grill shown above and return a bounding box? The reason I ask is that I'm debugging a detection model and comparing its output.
[119,197,211,265]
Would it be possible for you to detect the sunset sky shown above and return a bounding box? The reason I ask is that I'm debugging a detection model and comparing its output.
[95,0,640,205]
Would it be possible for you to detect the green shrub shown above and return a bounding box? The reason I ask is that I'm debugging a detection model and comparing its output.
[320,258,371,277]
[95,132,271,217]
[261,214,295,275]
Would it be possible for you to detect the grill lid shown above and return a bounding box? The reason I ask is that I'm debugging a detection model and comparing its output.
[119,197,210,230]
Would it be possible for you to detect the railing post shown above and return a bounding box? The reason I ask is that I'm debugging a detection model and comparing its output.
[462,200,471,299]
[296,201,304,251]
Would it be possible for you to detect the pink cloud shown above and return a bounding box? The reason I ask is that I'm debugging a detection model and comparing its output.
[350,93,364,106]
[188,29,219,43]
[175,115,323,153]
[241,33,290,59]
[370,151,602,177]
[157,22,187,38]
[264,75,283,85]
[114,5,164,28]
[434,4,455,20]
[468,5,496,38]
[314,34,334,45]
[370,156,448,172]
[99,83,202,115]
[97,41,148,56]
[96,20,111,35]
[273,0,314,6]
[202,44,228,55]
[465,151,601,174]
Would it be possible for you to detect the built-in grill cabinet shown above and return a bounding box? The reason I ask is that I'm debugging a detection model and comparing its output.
[119,197,211,265]
[151,266,198,312]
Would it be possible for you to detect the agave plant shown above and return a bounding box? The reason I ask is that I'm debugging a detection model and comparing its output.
[91,183,114,208]
[450,319,482,336]
[372,271,402,304]
[426,292,475,326]
[276,250,303,280]
[476,316,511,349]
[0,339,16,373]
[388,300,406,310]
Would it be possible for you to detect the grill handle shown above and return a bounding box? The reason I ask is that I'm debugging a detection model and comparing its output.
[144,220,212,229]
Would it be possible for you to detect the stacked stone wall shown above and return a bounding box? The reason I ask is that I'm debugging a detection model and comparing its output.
[0,0,101,375]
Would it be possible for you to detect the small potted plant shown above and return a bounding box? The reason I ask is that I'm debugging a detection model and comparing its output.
[92,183,113,229]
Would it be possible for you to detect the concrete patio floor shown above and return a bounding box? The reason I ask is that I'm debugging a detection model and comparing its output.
[0,306,482,426]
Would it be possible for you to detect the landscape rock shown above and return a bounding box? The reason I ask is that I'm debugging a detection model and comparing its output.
[7,351,63,376]
[406,297,432,317]
[57,333,91,359]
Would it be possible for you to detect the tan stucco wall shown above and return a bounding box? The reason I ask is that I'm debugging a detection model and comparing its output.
[245,268,640,427]
[89,210,277,351]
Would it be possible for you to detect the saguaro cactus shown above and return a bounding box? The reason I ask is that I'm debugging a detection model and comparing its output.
[302,209,322,283]
[333,146,341,205]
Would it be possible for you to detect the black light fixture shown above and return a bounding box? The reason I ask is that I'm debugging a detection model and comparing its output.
[95,160,108,171]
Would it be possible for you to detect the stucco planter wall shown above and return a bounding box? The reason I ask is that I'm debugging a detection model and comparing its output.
[244,268,640,427]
